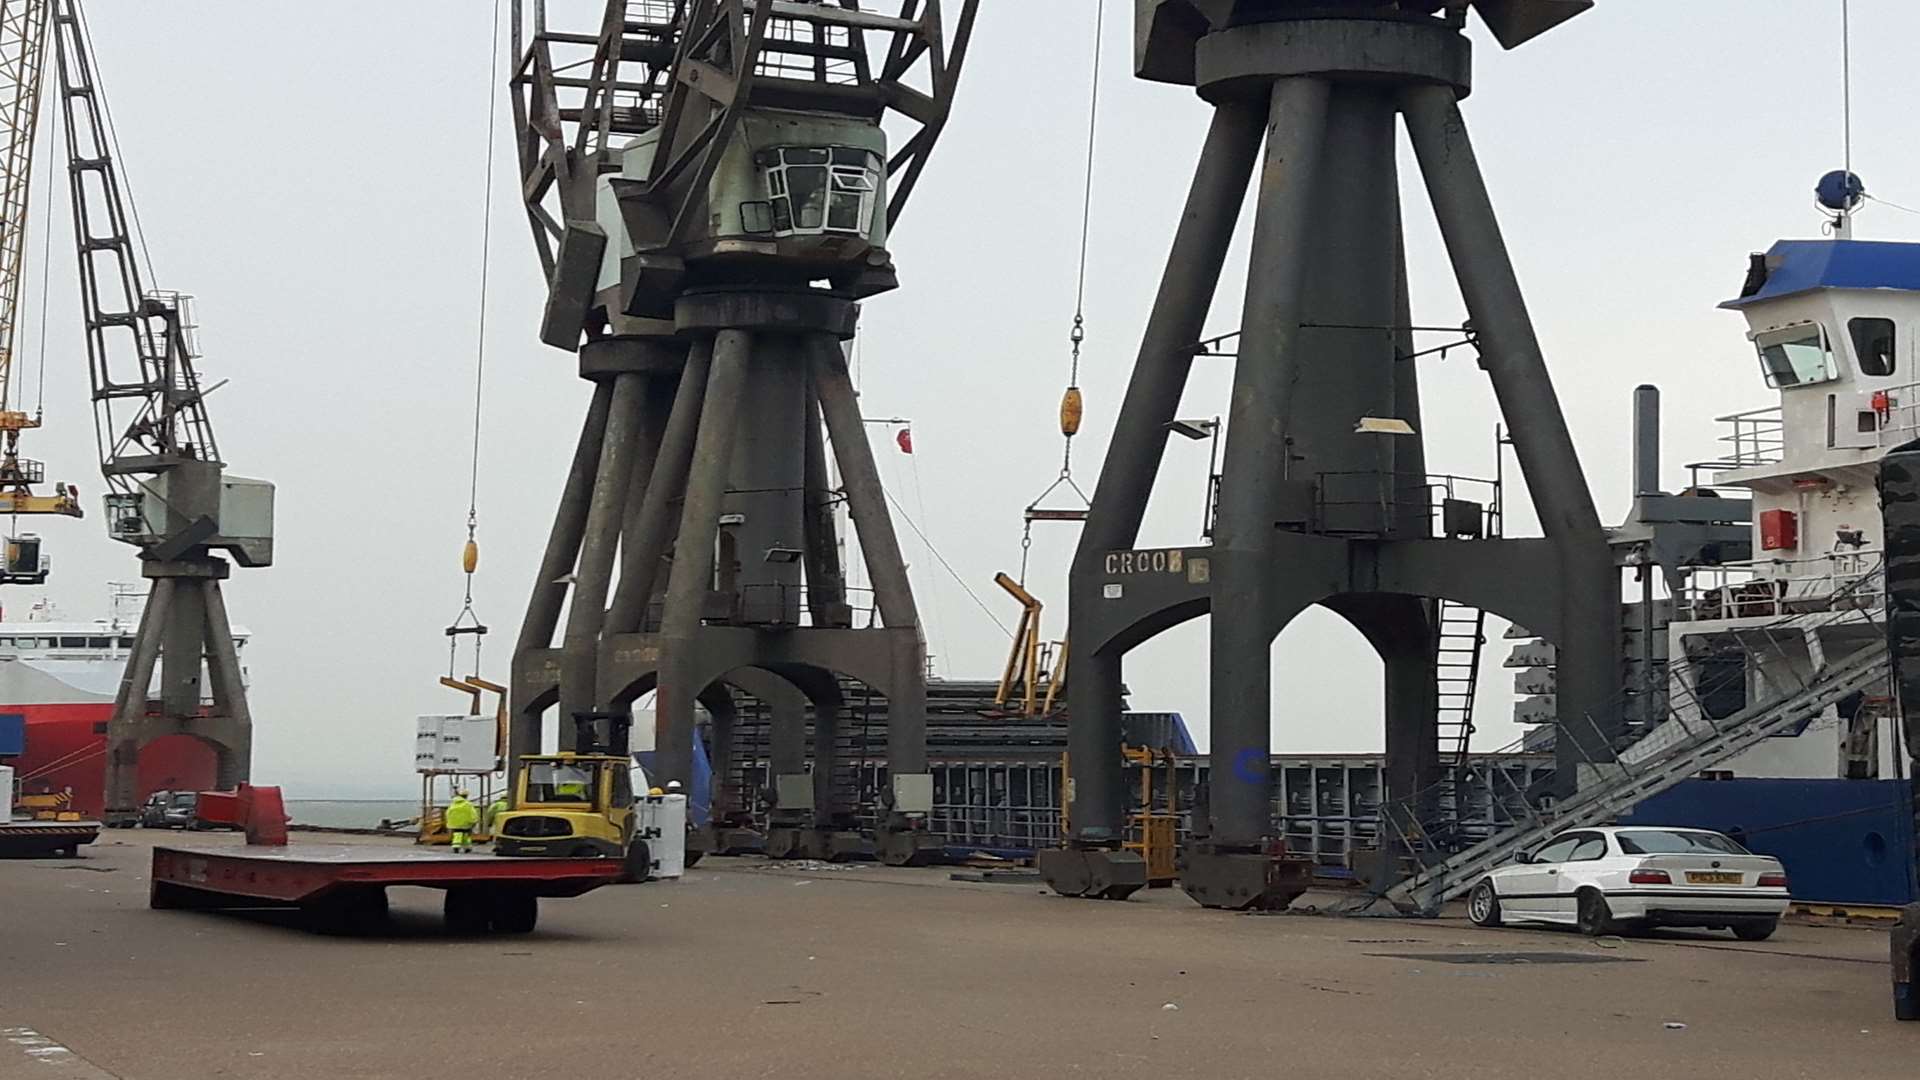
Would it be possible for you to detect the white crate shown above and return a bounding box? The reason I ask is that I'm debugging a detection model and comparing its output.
[415,714,500,774]
[634,794,687,879]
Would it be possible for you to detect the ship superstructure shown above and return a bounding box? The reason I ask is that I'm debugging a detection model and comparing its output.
[1649,240,1920,782]
[1550,232,1920,909]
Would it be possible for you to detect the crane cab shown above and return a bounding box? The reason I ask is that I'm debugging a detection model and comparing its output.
[1,534,47,585]
[595,110,895,318]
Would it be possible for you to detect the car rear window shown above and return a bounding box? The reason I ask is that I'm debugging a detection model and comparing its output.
[1614,830,1749,855]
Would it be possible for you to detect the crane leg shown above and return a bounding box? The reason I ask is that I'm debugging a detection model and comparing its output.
[653,329,753,791]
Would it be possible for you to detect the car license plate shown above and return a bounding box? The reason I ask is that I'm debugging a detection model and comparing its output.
[1685,871,1742,885]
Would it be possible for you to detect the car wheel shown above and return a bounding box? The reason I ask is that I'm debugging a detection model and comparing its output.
[1468,879,1503,927]
[1731,919,1777,942]
[1576,889,1615,937]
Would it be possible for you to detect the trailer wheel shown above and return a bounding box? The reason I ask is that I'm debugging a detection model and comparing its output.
[345,887,390,928]
[490,890,539,934]
[444,886,492,935]
[307,887,390,935]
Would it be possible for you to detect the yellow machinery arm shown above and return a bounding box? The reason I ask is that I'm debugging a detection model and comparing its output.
[992,573,1068,717]
[440,673,509,762]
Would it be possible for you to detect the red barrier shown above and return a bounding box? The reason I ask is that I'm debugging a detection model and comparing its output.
[235,784,289,846]
[194,790,242,829]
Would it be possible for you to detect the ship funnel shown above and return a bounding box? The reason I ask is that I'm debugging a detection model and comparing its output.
[1633,385,1661,498]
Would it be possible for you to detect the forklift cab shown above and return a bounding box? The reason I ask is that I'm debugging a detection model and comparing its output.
[494,752,637,863]
[522,758,625,808]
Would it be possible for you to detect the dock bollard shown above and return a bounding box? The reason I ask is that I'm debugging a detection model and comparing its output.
[1896,903,1920,1021]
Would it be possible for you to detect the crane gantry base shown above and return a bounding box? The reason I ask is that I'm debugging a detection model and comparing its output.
[101,555,252,825]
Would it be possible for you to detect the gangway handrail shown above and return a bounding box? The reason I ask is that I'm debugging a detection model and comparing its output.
[1384,642,1891,914]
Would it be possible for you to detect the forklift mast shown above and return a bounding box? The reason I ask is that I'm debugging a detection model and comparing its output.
[570,711,632,760]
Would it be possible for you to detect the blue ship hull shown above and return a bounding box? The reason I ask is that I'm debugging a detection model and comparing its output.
[1620,778,1917,907]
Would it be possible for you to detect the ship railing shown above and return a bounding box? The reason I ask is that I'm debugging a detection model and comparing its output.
[1873,378,1920,447]
[1711,405,1785,467]
[1674,551,1883,622]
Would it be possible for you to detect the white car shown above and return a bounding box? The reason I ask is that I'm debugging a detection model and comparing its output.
[1467,826,1790,941]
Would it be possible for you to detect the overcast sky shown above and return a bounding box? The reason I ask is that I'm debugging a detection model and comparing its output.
[16,1,1920,797]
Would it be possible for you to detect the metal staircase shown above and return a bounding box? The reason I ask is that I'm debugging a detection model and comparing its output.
[1434,598,1488,765]
[1384,641,1892,914]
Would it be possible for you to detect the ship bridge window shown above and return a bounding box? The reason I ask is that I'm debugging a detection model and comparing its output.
[1755,324,1838,388]
[86,636,112,648]
[1850,317,1896,376]
[57,636,85,648]
[761,146,880,240]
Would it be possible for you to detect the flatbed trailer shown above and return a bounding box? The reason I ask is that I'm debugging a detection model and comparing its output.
[0,818,101,857]
[150,842,622,934]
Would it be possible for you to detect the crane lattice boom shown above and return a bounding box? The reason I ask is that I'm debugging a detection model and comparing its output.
[52,0,217,500]
[0,0,79,525]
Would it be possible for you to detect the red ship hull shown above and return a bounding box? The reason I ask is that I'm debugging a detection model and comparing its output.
[12,707,218,818]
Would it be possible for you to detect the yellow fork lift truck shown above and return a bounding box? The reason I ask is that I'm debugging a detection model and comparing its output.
[494,712,652,882]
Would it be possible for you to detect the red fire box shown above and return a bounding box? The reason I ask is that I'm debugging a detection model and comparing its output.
[1759,508,1798,551]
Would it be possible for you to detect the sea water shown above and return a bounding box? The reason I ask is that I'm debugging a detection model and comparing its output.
[284,799,417,830]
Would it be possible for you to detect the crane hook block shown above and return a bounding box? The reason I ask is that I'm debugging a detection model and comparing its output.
[1059,387,1084,438]
[462,539,479,575]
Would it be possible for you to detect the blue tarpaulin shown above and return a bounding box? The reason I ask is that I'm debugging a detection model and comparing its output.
[0,713,23,757]
[1722,239,1920,309]
[633,738,712,826]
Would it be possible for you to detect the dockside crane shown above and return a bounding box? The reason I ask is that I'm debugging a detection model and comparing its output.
[49,0,272,824]
[509,0,979,866]
[0,0,81,586]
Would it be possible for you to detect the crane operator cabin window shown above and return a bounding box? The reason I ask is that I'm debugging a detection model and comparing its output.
[760,147,880,238]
